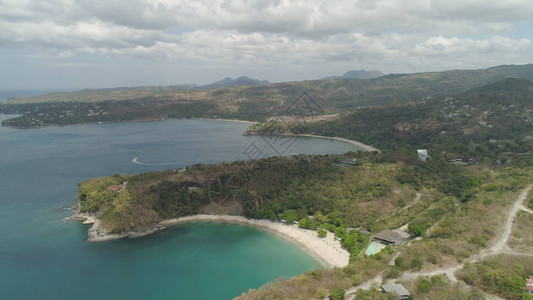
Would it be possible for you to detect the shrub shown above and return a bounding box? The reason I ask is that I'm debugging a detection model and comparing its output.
[395,257,407,270]
[469,236,487,247]
[410,256,423,271]
[318,228,327,238]
[384,266,403,279]
[330,287,345,300]
[408,221,428,237]
[417,278,432,293]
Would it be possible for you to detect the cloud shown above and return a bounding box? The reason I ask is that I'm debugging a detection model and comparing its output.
[430,0,533,22]
[0,0,532,89]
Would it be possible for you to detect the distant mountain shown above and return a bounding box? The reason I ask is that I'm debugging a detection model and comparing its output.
[8,64,533,106]
[323,69,385,80]
[199,76,270,89]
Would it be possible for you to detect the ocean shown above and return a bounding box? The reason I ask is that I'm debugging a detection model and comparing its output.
[0,115,361,299]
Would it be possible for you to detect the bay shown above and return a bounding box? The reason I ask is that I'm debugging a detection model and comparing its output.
[0,115,360,299]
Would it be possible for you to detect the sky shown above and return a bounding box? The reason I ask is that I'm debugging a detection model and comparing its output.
[1,0,533,90]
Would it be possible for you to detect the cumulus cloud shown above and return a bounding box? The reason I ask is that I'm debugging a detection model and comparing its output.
[0,0,532,88]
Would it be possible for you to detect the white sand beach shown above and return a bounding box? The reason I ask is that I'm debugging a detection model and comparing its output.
[285,134,380,153]
[160,214,351,269]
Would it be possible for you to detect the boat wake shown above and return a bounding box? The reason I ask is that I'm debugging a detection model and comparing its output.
[132,157,182,166]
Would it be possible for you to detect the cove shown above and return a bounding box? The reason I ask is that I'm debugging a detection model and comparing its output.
[0,116,361,299]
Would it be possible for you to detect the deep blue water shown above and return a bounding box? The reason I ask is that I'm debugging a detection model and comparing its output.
[0,115,360,299]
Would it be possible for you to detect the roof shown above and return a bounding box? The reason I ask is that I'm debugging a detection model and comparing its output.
[381,284,410,296]
[374,230,408,244]
[374,230,398,243]
[107,185,122,192]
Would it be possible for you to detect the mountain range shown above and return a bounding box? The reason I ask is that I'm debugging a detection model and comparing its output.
[322,69,385,80]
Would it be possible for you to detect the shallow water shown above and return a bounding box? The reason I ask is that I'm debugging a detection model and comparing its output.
[0,115,360,299]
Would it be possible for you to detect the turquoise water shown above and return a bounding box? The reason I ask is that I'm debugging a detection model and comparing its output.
[365,241,386,256]
[0,115,360,299]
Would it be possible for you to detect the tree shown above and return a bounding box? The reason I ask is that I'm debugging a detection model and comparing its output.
[395,257,407,270]
[318,228,327,238]
[330,287,345,300]
[282,209,299,222]
[408,221,428,237]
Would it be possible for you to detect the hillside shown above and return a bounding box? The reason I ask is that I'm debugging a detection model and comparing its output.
[70,73,533,299]
[322,69,385,80]
[199,76,270,89]
[2,64,533,129]
[293,78,533,155]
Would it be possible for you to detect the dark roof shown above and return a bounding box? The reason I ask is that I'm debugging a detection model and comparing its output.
[374,230,399,243]
[374,230,409,244]
[381,284,410,296]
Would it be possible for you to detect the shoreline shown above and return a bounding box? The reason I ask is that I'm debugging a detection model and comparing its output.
[76,212,350,269]
[159,215,350,269]
[187,117,258,125]
[4,114,379,154]
[1,116,257,129]
[280,133,380,153]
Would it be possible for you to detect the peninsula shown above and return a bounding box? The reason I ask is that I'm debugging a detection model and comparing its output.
[72,74,533,299]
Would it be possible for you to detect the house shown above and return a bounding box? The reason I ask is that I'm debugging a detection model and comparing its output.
[417,149,429,162]
[527,276,533,294]
[107,185,122,192]
[340,158,357,166]
[107,182,128,192]
[381,284,410,299]
[373,230,409,245]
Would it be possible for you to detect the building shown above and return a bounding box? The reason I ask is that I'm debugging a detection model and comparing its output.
[373,230,409,245]
[107,185,122,192]
[107,182,128,192]
[417,149,429,161]
[381,284,411,299]
[340,158,357,166]
[527,276,533,294]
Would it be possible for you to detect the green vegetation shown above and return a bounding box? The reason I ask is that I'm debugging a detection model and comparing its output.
[391,275,486,300]
[305,78,533,153]
[509,210,533,253]
[329,287,345,300]
[407,221,428,237]
[457,254,533,299]
[77,176,125,213]
[0,97,275,127]
[236,253,392,300]
[3,64,533,128]
[67,68,533,299]
[78,154,415,237]
[394,166,533,271]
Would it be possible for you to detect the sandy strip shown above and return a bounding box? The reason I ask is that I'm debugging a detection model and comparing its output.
[188,118,258,124]
[282,134,380,153]
[186,118,379,153]
[159,214,350,269]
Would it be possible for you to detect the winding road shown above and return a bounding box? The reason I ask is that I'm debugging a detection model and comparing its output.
[345,182,533,298]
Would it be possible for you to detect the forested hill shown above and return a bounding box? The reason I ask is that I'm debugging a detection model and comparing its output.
[77,77,533,240]
[2,64,533,128]
[303,78,533,155]
[73,73,533,299]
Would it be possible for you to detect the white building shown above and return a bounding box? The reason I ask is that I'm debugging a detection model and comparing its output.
[417,149,429,162]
